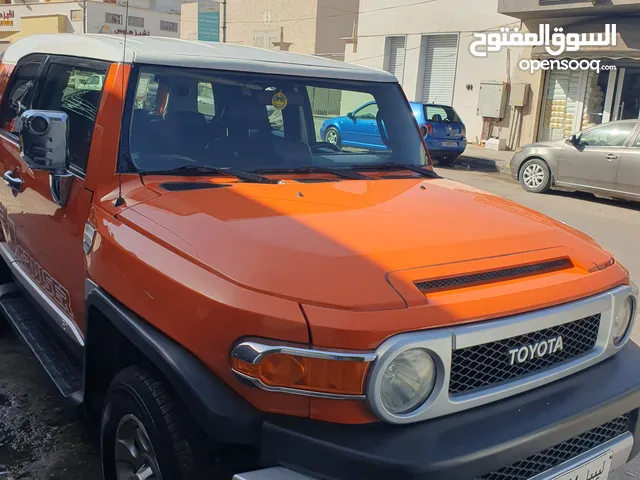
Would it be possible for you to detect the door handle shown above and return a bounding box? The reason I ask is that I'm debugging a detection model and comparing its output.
[3,170,23,193]
[605,154,618,160]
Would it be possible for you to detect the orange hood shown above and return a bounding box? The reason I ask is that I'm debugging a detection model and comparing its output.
[120,177,614,311]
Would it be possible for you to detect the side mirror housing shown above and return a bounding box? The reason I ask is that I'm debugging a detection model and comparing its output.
[347,112,355,121]
[19,110,69,173]
[568,134,579,146]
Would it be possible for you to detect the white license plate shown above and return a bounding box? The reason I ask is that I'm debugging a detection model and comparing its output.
[442,141,457,147]
[553,451,612,480]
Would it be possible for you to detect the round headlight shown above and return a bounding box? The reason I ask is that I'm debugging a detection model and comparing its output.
[380,348,436,414]
[612,296,635,346]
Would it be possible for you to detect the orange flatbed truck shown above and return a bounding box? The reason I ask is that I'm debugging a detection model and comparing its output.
[0,33,638,480]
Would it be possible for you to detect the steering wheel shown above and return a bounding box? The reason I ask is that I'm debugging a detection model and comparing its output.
[311,142,342,153]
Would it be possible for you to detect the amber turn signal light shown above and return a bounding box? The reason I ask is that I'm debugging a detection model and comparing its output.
[231,341,376,398]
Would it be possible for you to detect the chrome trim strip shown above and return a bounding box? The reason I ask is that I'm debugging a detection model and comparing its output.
[530,432,633,480]
[234,371,366,400]
[232,339,376,364]
[83,222,96,254]
[0,243,84,346]
[367,285,636,424]
[231,339,375,399]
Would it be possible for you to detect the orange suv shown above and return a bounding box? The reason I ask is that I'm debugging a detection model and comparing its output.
[0,34,638,480]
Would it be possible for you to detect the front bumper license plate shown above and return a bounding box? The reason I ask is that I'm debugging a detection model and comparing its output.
[553,451,612,480]
[442,141,457,147]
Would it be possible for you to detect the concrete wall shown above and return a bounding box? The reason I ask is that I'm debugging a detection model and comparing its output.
[179,1,197,40]
[346,0,527,144]
[315,0,358,58]
[224,0,318,54]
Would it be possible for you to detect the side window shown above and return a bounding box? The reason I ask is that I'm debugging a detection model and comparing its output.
[633,131,640,148]
[197,82,214,117]
[0,55,45,134]
[578,123,636,148]
[33,61,108,172]
[354,103,378,120]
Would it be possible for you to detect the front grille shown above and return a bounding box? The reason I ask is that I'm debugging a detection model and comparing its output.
[450,314,600,395]
[476,414,630,480]
[415,258,572,293]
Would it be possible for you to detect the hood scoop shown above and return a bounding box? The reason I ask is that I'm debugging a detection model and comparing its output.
[159,182,231,192]
[293,178,340,184]
[415,258,573,294]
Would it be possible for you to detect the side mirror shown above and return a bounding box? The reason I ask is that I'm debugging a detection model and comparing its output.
[19,110,69,173]
[347,112,355,121]
[420,125,428,137]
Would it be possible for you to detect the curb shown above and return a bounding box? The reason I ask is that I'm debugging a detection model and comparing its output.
[452,155,512,175]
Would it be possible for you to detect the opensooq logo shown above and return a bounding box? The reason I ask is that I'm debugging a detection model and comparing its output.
[469,24,617,58]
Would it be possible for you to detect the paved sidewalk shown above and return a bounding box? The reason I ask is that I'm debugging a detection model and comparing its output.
[445,144,514,174]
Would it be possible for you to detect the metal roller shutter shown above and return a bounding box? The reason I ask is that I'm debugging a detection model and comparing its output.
[420,34,458,106]
[386,36,406,85]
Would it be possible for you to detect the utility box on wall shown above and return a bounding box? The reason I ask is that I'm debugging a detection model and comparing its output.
[510,83,530,107]
[477,81,508,119]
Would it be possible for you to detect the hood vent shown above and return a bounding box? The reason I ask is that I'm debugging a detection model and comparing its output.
[160,182,231,192]
[415,258,572,293]
[294,178,340,183]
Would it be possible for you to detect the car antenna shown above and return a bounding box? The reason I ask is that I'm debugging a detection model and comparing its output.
[114,0,131,208]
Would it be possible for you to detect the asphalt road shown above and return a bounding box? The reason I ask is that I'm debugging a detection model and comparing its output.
[0,168,639,479]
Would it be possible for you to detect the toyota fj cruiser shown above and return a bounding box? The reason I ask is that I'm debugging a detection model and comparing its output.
[0,34,639,480]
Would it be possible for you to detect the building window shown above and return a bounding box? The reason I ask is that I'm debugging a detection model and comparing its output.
[253,30,278,49]
[105,13,123,25]
[128,16,144,28]
[383,36,406,85]
[417,34,458,106]
[160,20,178,32]
[70,9,82,21]
[197,82,214,117]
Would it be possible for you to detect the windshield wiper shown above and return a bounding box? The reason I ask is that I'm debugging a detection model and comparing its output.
[256,166,370,180]
[354,162,440,179]
[140,165,280,184]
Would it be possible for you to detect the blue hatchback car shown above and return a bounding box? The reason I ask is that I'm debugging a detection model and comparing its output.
[319,101,467,165]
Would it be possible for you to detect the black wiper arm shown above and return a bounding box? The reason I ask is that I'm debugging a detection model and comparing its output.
[141,165,279,184]
[257,166,370,180]
[355,162,440,179]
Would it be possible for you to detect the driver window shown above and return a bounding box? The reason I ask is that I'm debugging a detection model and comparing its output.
[578,123,635,148]
[354,103,378,120]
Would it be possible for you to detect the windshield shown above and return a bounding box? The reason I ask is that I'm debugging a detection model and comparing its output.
[423,104,462,123]
[126,66,427,174]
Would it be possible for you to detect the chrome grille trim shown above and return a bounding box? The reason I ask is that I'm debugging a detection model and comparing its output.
[450,314,601,395]
[367,284,637,424]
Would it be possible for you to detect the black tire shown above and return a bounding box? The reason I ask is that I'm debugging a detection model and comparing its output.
[519,158,551,193]
[437,156,458,166]
[324,127,341,148]
[101,366,215,480]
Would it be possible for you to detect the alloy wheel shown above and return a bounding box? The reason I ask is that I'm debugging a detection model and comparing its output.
[115,414,162,480]
[523,163,546,189]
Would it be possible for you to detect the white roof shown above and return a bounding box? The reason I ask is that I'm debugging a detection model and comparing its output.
[2,34,396,83]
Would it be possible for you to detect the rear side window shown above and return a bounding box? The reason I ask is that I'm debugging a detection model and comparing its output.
[423,105,461,123]
[0,54,46,133]
[33,61,108,173]
[197,82,214,117]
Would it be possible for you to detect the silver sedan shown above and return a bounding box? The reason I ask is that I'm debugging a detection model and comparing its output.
[509,120,640,202]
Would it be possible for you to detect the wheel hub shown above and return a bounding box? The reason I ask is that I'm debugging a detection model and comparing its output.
[115,414,162,480]
[523,164,545,188]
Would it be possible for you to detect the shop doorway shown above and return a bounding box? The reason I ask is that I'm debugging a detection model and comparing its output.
[612,67,640,121]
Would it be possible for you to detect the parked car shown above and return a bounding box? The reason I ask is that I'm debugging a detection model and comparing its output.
[510,119,640,201]
[320,100,467,164]
[0,34,639,480]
